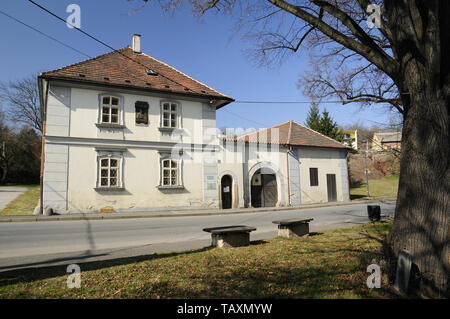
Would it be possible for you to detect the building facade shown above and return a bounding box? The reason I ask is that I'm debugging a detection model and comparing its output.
[38,36,350,214]
[342,129,358,150]
[217,121,350,209]
[372,131,402,151]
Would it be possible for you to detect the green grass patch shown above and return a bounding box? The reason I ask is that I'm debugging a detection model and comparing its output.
[0,185,40,216]
[350,175,399,200]
[0,222,397,299]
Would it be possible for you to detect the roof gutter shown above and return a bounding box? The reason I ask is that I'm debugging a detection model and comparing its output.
[38,75,235,109]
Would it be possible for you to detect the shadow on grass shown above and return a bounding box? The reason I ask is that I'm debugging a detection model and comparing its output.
[350,194,367,200]
[134,251,399,299]
[350,180,365,188]
[0,239,272,288]
[0,246,214,287]
[308,232,324,236]
[249,240,269,246]
[0,223,401,299]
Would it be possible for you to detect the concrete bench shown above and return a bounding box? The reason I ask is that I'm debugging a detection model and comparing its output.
[272,218,313,238]
[203,225,257,248]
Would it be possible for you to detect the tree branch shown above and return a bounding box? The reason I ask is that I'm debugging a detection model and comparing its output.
[266,0,399,77]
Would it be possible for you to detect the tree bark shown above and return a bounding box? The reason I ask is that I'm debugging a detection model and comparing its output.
[385,0,450,297]
[387,66,450,297]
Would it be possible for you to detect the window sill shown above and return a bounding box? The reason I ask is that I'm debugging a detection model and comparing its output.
[94,187,125,191]
[158,127,178,132]
[96,123,126,129]
[157,185,185,190]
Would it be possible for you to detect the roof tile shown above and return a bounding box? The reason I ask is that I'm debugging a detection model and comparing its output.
[40,47,233,107]
[228,120,349,149]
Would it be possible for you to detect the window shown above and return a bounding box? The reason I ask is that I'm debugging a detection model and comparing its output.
[309,168,319,186]
[135,101,149,125]
[161,159,179,186]
[161,101,178,128]
[101,96,120,124]
[99,157,121,188]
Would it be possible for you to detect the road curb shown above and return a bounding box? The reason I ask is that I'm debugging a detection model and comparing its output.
[0,198,397,223]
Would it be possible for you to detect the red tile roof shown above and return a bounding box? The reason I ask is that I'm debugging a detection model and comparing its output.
[228,120,349,149]
[40,47,234,108]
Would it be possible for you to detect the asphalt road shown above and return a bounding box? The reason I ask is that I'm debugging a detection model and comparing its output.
[0,187,27,211]
[0,200,396,271]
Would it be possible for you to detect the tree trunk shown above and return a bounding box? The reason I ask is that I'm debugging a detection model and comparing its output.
[387,70,450,297]
[0,164,7,183]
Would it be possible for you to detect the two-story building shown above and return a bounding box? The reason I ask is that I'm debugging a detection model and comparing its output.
[38,35,350,214]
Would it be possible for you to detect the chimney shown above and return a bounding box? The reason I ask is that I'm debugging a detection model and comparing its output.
[132,34,141,54]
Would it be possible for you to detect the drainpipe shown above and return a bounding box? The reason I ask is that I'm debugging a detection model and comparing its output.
[286,146,291,206]
[38,78,49,215]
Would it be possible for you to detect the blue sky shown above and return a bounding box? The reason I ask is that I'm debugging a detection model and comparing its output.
[0,0,393,130]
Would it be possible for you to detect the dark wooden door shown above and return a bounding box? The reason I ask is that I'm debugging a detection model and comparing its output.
[221,175,232,209]
[327,174,337,202]
[262,174,277,207]
[251,185,262,208]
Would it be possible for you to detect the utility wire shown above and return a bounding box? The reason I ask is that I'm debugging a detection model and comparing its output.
[0,9,91,58]
[220,109,270,127]
[234,100,345,104]
[26,0,194,92]
[27,0,126,60]
[24,0,390,132]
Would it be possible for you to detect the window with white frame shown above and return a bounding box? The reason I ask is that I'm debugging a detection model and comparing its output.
[161,159,179,186]
[101,96,120,124]
[98,157,121,188]
[161,101,178,128]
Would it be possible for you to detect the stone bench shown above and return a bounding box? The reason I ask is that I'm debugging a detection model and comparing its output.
[272,218,314,238]
[203,225,257,248]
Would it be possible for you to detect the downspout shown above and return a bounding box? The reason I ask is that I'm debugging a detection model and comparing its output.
[286,146,292,206]
[38,77,49,215]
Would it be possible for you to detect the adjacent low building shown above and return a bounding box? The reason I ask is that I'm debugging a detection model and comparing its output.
[217,121,351,209]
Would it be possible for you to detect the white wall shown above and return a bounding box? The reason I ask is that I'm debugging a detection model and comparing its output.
[43,83,349,212]
[43,83,219,212]
[297,147,349,204]
[68,87,210,145]
[217,143,350,208]
[65,146,210,211]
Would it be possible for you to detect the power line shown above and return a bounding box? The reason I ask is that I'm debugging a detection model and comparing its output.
[234,100,345,104]
[26,0,193,92]
[220,109,270,127]
[24,1,369,110]
[0,9,91,58]
[27,0,124,58]
[20,0,392,132]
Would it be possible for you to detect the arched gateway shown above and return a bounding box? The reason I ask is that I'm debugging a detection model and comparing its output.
[250,167,278,208]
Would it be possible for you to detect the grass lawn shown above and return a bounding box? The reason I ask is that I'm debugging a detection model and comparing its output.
[350,175,399,200]
[0,185,40,216]
[0,222,398,299]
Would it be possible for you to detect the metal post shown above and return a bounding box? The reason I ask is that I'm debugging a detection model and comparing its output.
[365,140,371,198]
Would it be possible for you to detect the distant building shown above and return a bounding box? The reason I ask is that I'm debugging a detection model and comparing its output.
[372,131,402,151]
[342,130,358,150]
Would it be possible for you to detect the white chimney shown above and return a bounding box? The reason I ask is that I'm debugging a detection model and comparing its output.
[132,34,141,53]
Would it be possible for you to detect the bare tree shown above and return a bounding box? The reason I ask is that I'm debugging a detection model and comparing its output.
[141,0,450,295]
[0,74,42,134]
[0,113,15,183]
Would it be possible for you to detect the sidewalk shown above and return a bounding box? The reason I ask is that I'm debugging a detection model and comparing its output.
[0,198,396,223]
